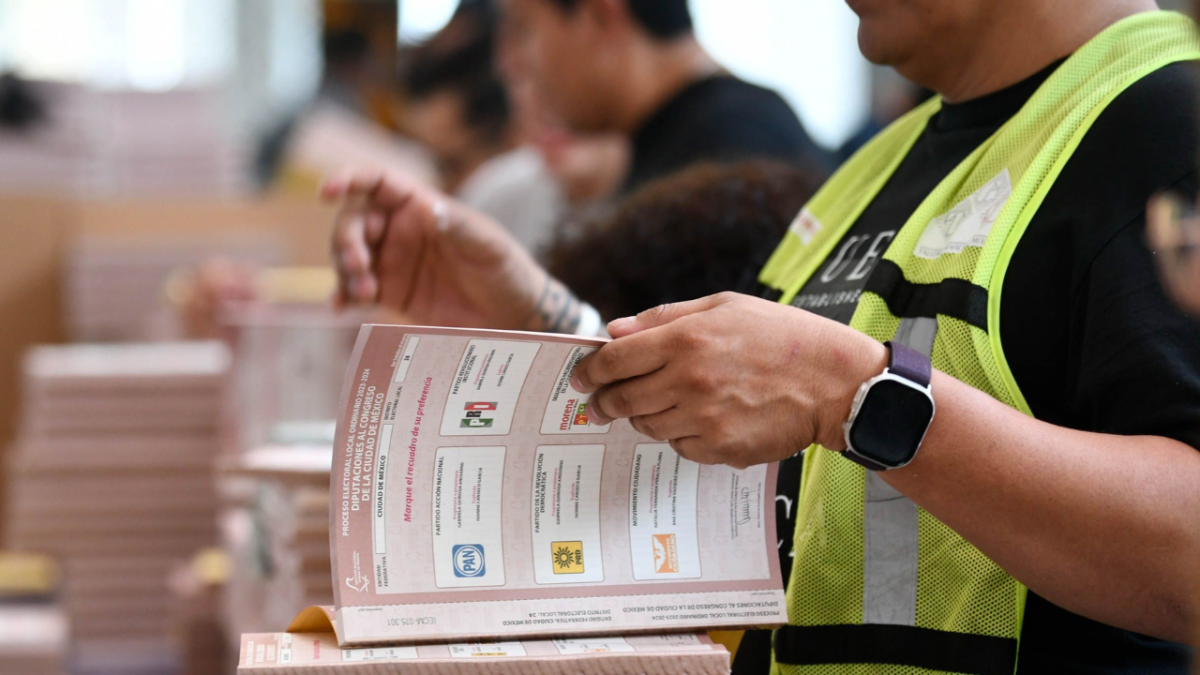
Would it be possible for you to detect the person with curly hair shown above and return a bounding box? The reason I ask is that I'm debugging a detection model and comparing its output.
[544,161,826,321]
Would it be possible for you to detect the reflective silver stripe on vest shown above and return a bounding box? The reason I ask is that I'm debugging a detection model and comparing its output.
[892,315,938,360]
[861,316,936,625]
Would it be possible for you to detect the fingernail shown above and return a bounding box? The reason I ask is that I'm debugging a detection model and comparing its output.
[586,403,610,426]
[570,373,584,392]
[608,316,634,331]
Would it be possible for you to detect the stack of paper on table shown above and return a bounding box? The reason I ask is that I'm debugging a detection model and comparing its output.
[219,304,379,459]
[168,549,233,675]
[0,553,67,675]
[0,605,69,675]
[0,83,249,198]
[220,445,335,654]
[76,88,249,198]
[238,632,730,674]
[235,325,789,674]
[0,81,92,196]
[5,342,230,664]
[65,234,284,342]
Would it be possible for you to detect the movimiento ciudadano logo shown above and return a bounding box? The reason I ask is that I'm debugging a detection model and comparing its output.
[453,544,486,578]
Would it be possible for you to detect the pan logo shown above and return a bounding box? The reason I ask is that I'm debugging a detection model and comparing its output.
[462,402,497,429]
[452,544,486,578]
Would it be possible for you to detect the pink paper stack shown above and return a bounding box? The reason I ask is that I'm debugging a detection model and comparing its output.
[5,342,231,672]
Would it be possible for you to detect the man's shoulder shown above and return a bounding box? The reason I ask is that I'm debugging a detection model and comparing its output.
[659,75,822,164]
[1078,60,1199,179]
[1104,59,1197,114]
[1038,60,1200,251]
[682,76,802,129]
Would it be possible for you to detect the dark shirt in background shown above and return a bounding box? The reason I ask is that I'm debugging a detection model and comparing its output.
[622,75,829,193]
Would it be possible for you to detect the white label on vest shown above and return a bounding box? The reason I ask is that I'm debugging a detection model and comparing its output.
[914,169,1012,259]
[789,208,823,245]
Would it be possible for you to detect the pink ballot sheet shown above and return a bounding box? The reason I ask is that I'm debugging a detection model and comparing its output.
[239,631,730,674]
[330,325,786,645]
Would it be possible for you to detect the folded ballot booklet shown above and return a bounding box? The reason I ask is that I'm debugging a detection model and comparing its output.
[239,324,786,672]
[237,631,732,674]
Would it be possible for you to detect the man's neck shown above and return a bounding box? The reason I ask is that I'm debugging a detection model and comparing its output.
[923,0,1158,103]
[612,35,720,133]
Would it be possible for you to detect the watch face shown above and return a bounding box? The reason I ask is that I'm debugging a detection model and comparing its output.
[848,378,934,467]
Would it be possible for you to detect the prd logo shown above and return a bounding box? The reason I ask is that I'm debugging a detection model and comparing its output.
[452,544,486,578]
[551,541,584,574]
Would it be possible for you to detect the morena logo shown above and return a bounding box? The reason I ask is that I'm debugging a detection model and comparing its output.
[452,544,486,578]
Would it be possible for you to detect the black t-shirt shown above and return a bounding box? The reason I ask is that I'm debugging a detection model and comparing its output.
[622,75,829,193]
[780,60,1200,673]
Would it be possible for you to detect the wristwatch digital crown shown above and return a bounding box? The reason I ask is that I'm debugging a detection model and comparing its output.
[842,341,936,471]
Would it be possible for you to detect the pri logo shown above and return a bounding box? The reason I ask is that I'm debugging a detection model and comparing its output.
[652,534,680,574]
[453,544,486,578]
[551,541,584,574]
[462,402,497,429]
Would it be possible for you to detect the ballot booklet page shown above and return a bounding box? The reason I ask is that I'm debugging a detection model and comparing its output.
[331,325,786,646]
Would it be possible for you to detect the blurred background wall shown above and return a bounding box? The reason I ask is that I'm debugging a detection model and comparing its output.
[0,0,897,474]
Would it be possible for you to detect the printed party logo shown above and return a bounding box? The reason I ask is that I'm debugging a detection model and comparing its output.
[558,399,591,431]
[572,401,589,427]
[652,533,680,574]
[551,541,584,574]
[462,402,496,429]
[453,544,486,578]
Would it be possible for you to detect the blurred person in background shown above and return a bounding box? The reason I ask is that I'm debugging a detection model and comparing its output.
[257,28,380,186]
[532,127,629,207]
[545,161,824,322]
[500,0,830,194]
[1149,196,1200,315]
[503,68,630,210]
[0,73,46,133]
[326,0,1200,673]
[403,0,565,252]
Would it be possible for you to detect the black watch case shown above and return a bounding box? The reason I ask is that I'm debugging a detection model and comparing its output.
[842,370,935,471]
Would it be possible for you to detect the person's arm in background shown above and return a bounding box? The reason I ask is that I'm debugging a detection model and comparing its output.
[324,168,589,334]
[569,292,1200,644]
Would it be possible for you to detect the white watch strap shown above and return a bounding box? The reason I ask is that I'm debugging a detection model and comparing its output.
[574,303,604,337]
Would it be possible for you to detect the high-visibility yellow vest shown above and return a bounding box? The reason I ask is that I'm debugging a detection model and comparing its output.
[758,12,1200,675]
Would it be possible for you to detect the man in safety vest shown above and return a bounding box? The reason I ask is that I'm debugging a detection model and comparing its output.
[326,0,1200,672]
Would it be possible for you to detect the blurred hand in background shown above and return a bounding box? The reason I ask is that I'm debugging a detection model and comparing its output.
[323,168,559,331]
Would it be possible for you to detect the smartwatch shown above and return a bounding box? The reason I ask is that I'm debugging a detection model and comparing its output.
[842,341,935,471]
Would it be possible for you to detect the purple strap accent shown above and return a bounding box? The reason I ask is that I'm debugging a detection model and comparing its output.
[885,341,931,387]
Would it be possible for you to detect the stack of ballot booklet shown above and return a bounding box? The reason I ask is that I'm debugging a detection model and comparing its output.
[7,342,229,658]
[239,325,788,673]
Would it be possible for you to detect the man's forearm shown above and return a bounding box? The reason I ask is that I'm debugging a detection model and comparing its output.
[522,273,603,336]
[881,371,1200,642]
